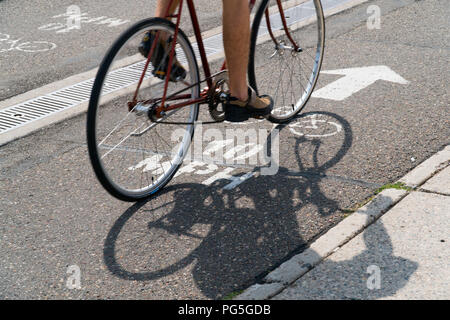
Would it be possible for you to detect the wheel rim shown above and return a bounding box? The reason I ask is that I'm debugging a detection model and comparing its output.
[90,21,199,198]
[251,0,325,122]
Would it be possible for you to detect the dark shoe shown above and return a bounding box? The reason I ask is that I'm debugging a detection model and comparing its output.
[224,87,273,122]
[138,31,187,82]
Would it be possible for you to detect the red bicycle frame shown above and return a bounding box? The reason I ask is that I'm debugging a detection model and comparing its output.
[131,0,298,118]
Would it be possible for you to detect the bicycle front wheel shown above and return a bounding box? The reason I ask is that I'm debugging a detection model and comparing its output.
[249,0,325,123]
[87,18,200,202]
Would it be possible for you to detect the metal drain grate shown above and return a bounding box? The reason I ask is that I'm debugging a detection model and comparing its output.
[0,60,152,134]
[0,96,77,132]
[0,0,341,136]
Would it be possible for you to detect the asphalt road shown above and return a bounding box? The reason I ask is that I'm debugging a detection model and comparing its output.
[0,0,449,299]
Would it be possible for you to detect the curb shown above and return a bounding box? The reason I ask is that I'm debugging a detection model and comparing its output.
[399,145,450,188]
[235,144,450,300]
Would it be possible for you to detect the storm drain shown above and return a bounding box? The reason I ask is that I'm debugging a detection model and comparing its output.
[0,60,152,134]
[0,0,344,136]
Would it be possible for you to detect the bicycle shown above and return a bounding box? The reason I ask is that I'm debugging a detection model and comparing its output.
[87,0,325,201]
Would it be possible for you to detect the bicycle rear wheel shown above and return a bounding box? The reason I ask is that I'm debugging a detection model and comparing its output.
[87,18,200,202]
[249,0,325,123]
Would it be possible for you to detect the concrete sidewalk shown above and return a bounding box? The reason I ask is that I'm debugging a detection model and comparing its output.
[237,145,450,300]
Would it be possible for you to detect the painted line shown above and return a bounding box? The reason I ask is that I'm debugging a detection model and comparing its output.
[223,171,257,190]
[0,0,368,146]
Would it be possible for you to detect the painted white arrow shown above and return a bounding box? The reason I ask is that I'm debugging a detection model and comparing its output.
[311,65,409,101]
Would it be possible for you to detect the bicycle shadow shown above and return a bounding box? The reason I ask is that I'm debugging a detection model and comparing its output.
[103,112,417,299]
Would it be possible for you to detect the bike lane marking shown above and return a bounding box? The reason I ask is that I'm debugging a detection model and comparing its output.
[0,32,57,54]
[124,113,346,191]
[38,10,130,34]
[311,66,409,101]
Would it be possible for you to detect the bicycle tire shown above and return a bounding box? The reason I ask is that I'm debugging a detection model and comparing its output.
[87,18,200,202]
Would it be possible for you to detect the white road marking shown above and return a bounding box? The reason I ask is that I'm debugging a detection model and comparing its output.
[126,112,343,190]
[289,114,342,137]
[128,154,164,172]
[223,172,257,190]
[312,65,409,101]
[39,12,130,34]
[0,32,57,54]
[175,160,218,177]
[201,167,236,186]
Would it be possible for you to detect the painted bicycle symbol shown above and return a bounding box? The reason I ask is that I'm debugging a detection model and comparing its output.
[288,113,342,138]
[0,32,57,53]
[244,112,342,138]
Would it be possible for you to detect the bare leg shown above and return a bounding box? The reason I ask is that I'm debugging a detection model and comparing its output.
[156,0,249,101]
[153,0,181,41]
[155,0,181,18]
[223,0,250,101]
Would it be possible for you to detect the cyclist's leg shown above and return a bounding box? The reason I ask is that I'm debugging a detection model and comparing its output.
[223,0,250,101]
[222,0,273,122]
[139,0,186,81]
